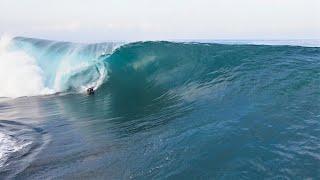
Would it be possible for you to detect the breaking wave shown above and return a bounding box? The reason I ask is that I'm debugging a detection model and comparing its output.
[0,36,319,99]
[0,36,120,98]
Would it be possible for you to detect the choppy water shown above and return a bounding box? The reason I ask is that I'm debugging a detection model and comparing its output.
[0,37,319,179]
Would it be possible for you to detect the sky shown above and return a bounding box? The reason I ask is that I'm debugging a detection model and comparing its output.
[0,0,319,42]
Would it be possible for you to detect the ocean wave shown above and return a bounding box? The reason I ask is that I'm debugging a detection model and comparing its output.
[1,37,319,179]
[0,36,319,98]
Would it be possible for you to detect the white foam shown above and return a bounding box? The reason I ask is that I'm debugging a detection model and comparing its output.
[0,36,54,98]
[0,132,32,168]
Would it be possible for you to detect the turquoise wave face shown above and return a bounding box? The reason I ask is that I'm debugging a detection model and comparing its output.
[101,41,319,100]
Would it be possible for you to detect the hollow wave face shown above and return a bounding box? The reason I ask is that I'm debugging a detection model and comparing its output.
[0,36,120,98]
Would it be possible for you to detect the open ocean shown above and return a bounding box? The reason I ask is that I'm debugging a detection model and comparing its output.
[0,37,319,179]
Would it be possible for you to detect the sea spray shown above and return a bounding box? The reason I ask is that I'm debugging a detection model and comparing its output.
[0,36,53,97]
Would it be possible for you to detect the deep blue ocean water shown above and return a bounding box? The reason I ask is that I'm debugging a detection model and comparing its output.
[0,37,319,179]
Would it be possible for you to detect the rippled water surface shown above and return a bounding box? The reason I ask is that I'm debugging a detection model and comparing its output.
[0,39,319,179]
